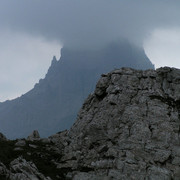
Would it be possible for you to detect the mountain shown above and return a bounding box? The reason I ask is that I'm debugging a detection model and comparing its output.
[0,41,154,139]
[0,67,180,179]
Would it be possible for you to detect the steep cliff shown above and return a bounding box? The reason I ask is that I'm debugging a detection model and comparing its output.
[0,41,154,138]
[62,67,180,179]
[0,67,180,180]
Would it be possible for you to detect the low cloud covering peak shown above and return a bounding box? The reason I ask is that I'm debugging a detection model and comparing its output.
[0,0,180,49]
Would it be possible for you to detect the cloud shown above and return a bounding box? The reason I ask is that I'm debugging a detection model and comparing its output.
[0,0,180,49]
[144,28,180,69]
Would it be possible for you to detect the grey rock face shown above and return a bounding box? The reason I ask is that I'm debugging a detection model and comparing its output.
[55,67,180,179]
[11,157,51,180]
[0,157,51,180]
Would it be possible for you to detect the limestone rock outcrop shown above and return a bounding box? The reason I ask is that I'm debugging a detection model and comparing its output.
[57,67,180,179]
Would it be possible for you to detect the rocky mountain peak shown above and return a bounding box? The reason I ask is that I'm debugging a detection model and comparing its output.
[0,41,154,139]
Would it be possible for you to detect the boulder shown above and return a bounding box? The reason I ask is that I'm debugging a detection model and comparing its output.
[1,67,180,180]
[27,130,40,141]
[15,139,26,147]
[9,157,51,180]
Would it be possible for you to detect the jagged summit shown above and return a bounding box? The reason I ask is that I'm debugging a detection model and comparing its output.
[0,67,180,179]
[52,55,57,61]
[51,55,58,65]
[62,66,180,179]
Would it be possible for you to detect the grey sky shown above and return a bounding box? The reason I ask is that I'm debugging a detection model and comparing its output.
[0,0,180,101]
[1,0,180,48]
[144,28,180,69]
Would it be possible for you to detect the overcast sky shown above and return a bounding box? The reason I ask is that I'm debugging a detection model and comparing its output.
[0,0,180,101]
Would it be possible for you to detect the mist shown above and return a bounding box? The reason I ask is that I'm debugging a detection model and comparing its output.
[0,0,180,50]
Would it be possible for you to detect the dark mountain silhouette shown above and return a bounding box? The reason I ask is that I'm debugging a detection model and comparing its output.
[0,41,154,138]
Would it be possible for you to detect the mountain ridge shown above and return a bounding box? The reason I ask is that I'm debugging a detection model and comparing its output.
[0,41,154,138]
